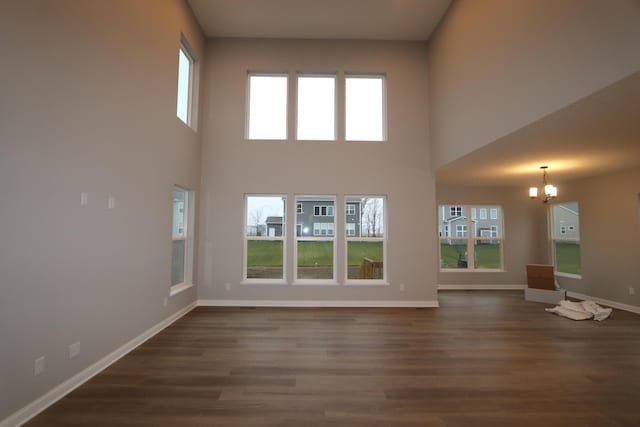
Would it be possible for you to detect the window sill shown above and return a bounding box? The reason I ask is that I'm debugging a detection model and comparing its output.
[555,272,582,280]
[439,269,506,273]
[170,282,194,296]
[293,280,339,286]
[344,281,389,286]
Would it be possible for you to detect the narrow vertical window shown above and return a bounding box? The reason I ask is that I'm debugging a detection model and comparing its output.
[296,74,336,140]
[171,186,194,293]
[176,35,198,128]
[295,196,336,283]
[551,203,581,276]
[345,75,386,141]
[244,195,286,282]
[247,73,288,140]
[345,196,386,282]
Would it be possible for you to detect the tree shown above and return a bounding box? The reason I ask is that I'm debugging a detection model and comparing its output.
[361,198,383,237]
[250,208,264,236]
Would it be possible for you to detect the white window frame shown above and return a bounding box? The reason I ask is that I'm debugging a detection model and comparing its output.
[550,202,582,279]
[346,222,356,236]
[296,203,303,214]
[296,73,337,141]
[439,205,505,272]
[456,224,468,237]
[345,195,388,285]
[246,72,288,140]
[346,204,356,216]
[176,34,199,129]
[170,186,195,296]
[345,73,387,142]
[242,194,287,284]
[295,195,337,285]
[490,208,498,220]
[450,206,462,217]
[480,208,487,220]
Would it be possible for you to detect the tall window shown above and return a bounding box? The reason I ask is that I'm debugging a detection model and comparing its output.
[172,187,194,293]
[439,205,504,270]
[551,202,581,276]
[296,74,336,140]
[247,73,288,140]
[345,196,386,282]
[176,35,197,127]
[295,196,336,282]
[244,195,286,282]
[345,75,386,141]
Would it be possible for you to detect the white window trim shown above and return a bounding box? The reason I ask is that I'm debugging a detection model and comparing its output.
[550,203,582,279]
[296,203,303,214]
[294,195,337,285]
[245,71,289,141]
[176,34,199,130]
[344,196,388,285]
[439,205,505,273]
[242,194,287,284]
[295,72,337,142]
[345,73,388,142]
[346,204,356,216]
[170,186,196,296]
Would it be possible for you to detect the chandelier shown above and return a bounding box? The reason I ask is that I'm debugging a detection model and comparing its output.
[529,166,557,203]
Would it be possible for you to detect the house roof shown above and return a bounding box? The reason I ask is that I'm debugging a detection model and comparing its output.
[265,216,283,224]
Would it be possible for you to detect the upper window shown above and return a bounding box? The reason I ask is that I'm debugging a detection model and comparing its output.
[296,203,303,214]
[551,202,581,277]
[244,195,286,282]
[314,205,334,216]
[345,75,386,141]
[346,203,357,216]
[439,205,504,271]
[176,35,198,128]
[345,196,386,282]
[296,74,336,141]
[247,73,288,140]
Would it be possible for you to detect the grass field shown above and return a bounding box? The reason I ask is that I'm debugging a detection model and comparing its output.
[440,242,501,269]
[246,240,383,267]
[554,241,581,275]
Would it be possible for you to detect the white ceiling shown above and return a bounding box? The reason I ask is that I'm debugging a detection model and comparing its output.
[436,71,640,187]
[188,0,452,40]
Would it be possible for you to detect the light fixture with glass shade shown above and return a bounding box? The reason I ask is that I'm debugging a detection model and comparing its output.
[529,166,558,203]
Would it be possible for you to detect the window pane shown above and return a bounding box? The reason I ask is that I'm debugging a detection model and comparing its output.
[554,241,581,275]
[296,196,335,236]
[173,189,186,238]
[171,239,185,286]
[474,241,501,269]
[440,240,468,269]
[551,203,580,239]
[297,241,333,279]
[248,75,287,139]
[247,240,283,279]
[473,205,501,238]
[347,241,383,279]
[346,196,384,237]
[246,196,285,237]
[346,76,384,141]
[297,75,335,140]
[176,48,190,124]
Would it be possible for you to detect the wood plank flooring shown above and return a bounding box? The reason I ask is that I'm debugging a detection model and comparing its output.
[27,291,640,426]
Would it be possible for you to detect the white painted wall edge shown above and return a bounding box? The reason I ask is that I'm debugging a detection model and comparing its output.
[197,299,440,308]
[438,284,527,290]
[567,291,640,315]
[0,302,197,427]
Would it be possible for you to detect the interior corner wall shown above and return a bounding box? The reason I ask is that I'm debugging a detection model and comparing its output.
[436,185,547,287]
[427,0,640,170]
[0,0,204,420]
[198,38,438,304]
[552,167,640,307]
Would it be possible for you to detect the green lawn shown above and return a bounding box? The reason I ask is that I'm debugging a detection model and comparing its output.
[555,241,581,275]
[247,240,283,267]
[347,241,383,266]
[440,242,501,269]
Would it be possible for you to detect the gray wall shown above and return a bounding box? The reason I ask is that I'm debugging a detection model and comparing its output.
[552,167,640,306]
[0,0,203,420]
[436,185,547,286]
[198,38,438,301]
[427,0,640,169]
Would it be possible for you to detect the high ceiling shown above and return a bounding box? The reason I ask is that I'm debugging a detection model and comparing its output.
[188,0,452,41]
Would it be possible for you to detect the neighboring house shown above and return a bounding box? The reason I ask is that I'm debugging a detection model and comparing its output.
[439,206,500,240]
[295,199,361,237]
[265,216,283,237]
[553,203,580,239]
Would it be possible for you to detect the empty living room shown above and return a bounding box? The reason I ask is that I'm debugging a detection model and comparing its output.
[1,0,639,426]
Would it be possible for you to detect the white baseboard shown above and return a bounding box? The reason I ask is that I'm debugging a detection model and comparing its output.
[197,299,439,308]
[438,284,527,290]
[567,291,640,315]
[1,302,197,427]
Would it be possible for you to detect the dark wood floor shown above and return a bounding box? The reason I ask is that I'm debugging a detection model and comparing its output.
[27,291,640,426]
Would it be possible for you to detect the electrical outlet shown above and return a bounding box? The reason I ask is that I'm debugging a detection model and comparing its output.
[630,287,635,296]
[163,297,168,307]
[34,356,45,376]
[80,192,88,207]
[69,342,81,359]
[399,283,405,292]
[107,196,115,209]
